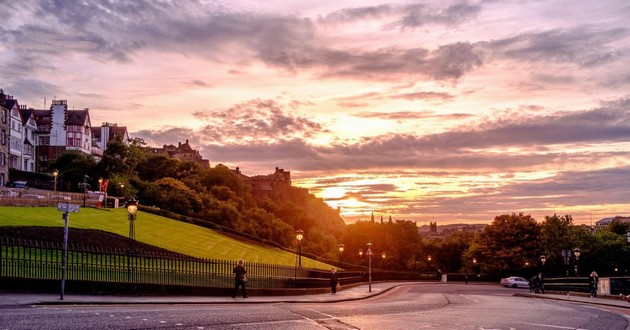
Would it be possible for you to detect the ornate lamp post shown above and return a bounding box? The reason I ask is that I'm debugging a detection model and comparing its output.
[296,229,304,268]
[573,248,581,276]
[126,199,138,241]
[125,199,138,282]
[366,243,373,292]
[52,169,59,192]
[338,243,344,269]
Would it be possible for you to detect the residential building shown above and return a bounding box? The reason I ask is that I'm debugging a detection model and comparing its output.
[6,93,23,171]
[0,90,10,186]
[595,216,630,231]
[34,100,94,172]
[91,122,129,160]
[18,108,37,172]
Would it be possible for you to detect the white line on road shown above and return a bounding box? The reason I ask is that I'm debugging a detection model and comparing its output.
[521,322,588,329]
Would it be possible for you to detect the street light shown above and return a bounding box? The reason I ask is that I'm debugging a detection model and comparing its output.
[119,183,125,197]
[52,169,59,192]
[338,243,345,269]
[98,178,103,191]
[573,248,581,276]
[126,199,138,241]
[296,229,304,268]
[366,243,373,292]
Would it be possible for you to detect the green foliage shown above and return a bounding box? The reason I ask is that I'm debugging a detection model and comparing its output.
[469,213,541,276]
[340,219,422,271]
[0,206,331,269]
[50,151,97,192]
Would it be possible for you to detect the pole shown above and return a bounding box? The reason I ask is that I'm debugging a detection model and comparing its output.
[60,212,69,300]
[298,241,302,268]
[368,254,372,293]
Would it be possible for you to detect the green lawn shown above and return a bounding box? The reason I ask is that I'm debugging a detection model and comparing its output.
[0,206,331,269]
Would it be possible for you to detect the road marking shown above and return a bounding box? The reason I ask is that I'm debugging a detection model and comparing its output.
[521,322,588,329]
[458,293,478,303]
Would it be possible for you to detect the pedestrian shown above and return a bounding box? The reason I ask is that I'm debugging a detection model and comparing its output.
[330,268,340,295]
[529,275,539,293]
[232,259,248,298]
[537,272,544,294]
[589,271,599,299]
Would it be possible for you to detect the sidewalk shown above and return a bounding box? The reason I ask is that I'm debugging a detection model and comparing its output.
[514,291,630,309]
[2,284,629,308]
[0,282,412,306]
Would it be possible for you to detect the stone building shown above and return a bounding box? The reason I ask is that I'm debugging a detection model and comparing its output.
[150,139,210,168]
[233,166,292,199]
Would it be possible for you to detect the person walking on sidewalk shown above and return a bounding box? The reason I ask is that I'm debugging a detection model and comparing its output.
[330,268,340,295]
[233,259,248,298]
[589,271,599,299]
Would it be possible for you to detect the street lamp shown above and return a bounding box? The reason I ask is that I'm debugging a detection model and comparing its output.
[126,199,138,241]
[296,229,304,268]
[98,178,103,191]
[119,183,125,197]
[573,248,581,276]
[366,243,373,292]
[338,243,344,269]
[52,169,59,192]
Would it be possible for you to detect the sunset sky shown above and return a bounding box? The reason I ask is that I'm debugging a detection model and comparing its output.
[2,1,630,226]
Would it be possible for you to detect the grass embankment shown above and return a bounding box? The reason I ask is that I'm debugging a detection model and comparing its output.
[0,206,330,269]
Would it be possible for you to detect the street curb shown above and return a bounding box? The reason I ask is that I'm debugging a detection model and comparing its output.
[29,283,408,306]
[514,292,630,309]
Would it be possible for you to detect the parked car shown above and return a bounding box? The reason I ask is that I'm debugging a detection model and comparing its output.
[500,276,530,288]
[10,181,28,188]
[0,190,19,198]
[21,194,47,199]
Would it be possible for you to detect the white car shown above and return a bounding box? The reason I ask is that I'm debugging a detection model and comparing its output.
[500,276,530,288]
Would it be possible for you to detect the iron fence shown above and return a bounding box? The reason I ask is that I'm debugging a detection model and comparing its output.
[0,237,324,289]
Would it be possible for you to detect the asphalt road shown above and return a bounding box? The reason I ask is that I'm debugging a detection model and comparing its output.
[1,283,629,329]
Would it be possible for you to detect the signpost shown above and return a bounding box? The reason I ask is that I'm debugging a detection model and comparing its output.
[57,203,80,300]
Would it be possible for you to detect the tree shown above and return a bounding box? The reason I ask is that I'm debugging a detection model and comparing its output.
[469,213,541,276]
[50,151,97,192]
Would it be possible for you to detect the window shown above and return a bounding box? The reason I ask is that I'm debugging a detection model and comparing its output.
[39,136,50,145]
[1,129,5,145]
[1,109,7,123]
[0,152,5,166]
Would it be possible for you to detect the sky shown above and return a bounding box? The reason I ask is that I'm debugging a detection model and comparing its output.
[2,0,630,226]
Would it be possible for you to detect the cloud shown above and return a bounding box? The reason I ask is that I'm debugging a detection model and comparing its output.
[486,26,629,67]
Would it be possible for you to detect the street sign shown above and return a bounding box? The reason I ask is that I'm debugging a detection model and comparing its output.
[57,203,80,213]
[366,248,373,256]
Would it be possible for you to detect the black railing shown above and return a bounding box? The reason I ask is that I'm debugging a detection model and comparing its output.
[0,237,322,289]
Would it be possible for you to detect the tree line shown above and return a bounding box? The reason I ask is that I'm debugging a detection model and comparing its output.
[44,137,630,276]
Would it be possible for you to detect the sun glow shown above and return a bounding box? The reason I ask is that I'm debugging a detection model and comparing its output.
[321,187,346,200]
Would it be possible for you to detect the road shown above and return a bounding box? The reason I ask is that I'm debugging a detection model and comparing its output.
[1,283,629,329]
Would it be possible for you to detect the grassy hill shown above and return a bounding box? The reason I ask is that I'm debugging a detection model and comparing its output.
[0,206,331,269]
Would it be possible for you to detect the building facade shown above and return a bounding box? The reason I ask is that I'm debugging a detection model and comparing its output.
[0,90,10,186]
[150,140,210,168]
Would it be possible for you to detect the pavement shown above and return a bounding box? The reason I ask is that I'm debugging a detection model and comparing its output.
[1,283,629,308]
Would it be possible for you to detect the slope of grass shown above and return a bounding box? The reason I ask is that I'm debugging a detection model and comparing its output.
[0,206,331,269]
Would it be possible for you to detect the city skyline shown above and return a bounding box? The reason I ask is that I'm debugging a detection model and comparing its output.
[2,1,629,225]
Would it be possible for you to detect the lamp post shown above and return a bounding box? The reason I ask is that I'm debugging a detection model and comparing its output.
[119,183,125,197]
[126,199,138,282]
[296,229,304,268]
[573,248,581,276]
[98,178,103,191]
[126,199,138,241]
[52,169,59,192]
[366,243,373,292]
[338,243,344,269]
[562,249,571,296]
